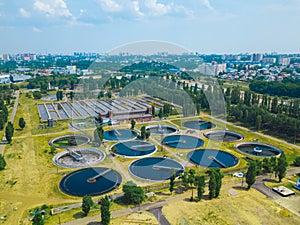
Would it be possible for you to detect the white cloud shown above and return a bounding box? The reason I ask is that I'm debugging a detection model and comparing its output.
[19,8,31,18]
[144,0,172,16]
[79,9,87,15]
[201,0,214,10]
[132,0,144,16]
[33,0,72,17]
[32,27,42,32]
[99,0,122,12]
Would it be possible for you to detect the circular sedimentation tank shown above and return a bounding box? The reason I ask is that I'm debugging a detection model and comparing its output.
[182,120,216,130]
[52,148,105,168]
[162,135,204,149]
[49,134,91,148]
[111,140,156,158]
[146,124,178,135]
[204,130,244,142]
[187,149,239,168]
[104,129,138,141]
[59,167,122,197]
[236,142,283,157]
[129,157,184,181]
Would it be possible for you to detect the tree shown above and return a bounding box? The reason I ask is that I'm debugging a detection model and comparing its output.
[5,122,14,143]
[207,168,223,199]
[188,169,196,200]
[196,175,205,201]
[246,162,257,189]
[33,91,42,99]
[32,212,44,225]
[19,117,26,129]
[122,181,145,205]
[277,153,288,182]
[158,108,163,119]
[56,90,63,101]
[0,116,5,130]
[49,146,56,155]
[169,173,176,194]
[0,155,6,170]
[82,195,93,216]
[181,172,189,190]
[256,115,262,130]
[215,169,223,198]
[94,126,104,145]
[100,196,111,225]
[151,105,155,116]
[130,119,136,130]
[208,170,217,199]
[231,86,240,105]
[139,126,150,140]
[293,156,300,166]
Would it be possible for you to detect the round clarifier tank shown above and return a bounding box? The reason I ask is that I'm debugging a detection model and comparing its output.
[52,148,105,168]
[162,135,204,149]
[59,167,122,197]
[204,130,244,142]
[129,157,184,181]
[104,129,138,141]
[146,124,178,135]
[182,120,216,130]
[111,140,156,158]
[236,142,283,157]
[49,134,91,148]
[187,149,239,168]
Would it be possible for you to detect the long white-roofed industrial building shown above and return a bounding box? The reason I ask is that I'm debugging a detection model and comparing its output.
[37,97,153,123]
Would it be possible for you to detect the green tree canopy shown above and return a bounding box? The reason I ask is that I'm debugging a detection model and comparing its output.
[32,212,44,225]
[0,155,6,170]
[82,195,93,216]
[100,196,111,225]
[5,122,14,143]
[19,117,26,129]
[246,162,257,190]
[122,181,145,205]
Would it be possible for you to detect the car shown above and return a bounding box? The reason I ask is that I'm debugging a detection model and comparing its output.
[233,172,244,178]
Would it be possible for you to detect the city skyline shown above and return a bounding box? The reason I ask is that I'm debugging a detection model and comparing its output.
[1,0,300,54]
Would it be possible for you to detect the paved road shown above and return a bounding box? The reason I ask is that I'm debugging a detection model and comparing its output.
[252,167,300,216]
[147,206,171,225]
[0,90,19,155]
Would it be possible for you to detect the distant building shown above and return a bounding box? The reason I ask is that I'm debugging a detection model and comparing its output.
[198,63,226,76]
[262,57,276,64]
[10,74,32,83]
[251,53,263,62]
[0,75,10,84]
[66,66,77,74]
[278,57,290,66]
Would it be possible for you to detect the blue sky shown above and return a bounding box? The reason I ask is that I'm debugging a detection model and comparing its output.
[0,0,300,54]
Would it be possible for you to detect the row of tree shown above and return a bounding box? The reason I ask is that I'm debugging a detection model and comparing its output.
[249,79,300,98]
[245,153,288,189]
[172,168,223,202]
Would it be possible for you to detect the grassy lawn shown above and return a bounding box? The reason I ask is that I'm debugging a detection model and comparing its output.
[163,177,300,225]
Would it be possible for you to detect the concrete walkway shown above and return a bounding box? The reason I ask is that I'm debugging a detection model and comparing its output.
[147,206,171,225]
